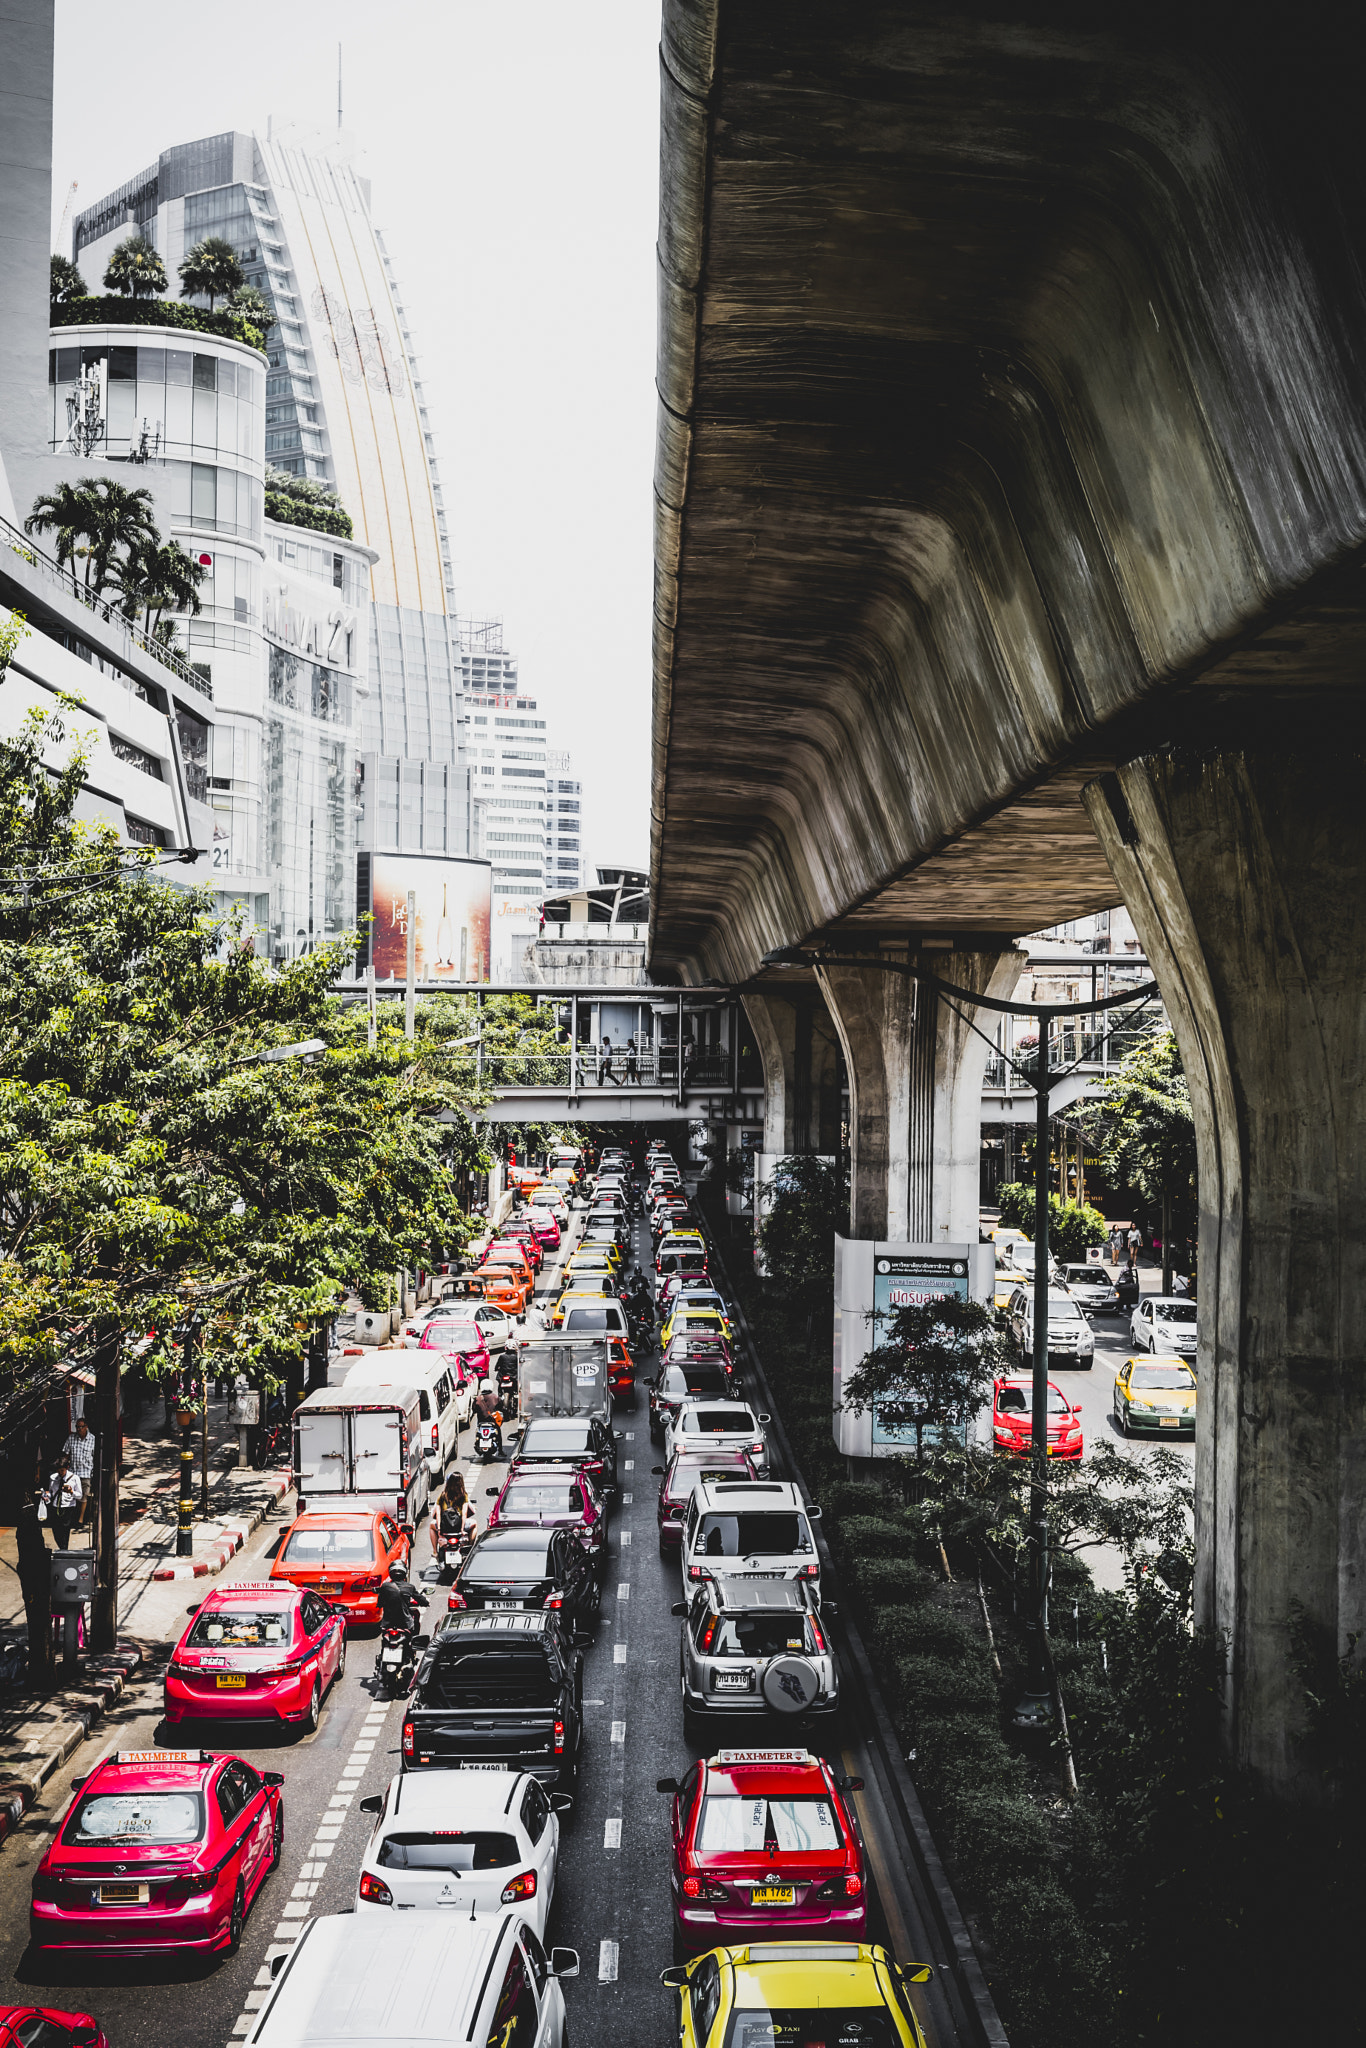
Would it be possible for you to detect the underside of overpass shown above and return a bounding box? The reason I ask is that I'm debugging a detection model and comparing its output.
[649,0,1366,1802]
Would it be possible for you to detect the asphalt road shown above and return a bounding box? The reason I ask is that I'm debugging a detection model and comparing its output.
[0,1173,981,2047]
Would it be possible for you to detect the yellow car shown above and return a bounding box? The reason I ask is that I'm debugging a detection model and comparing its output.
[577,1233,623,1267]
[551,1283,615,1327]
[661,1304,733,1349]
[1113,1354,1197,1438]
[567,1251,618,1283]
[663,1942,932,2048]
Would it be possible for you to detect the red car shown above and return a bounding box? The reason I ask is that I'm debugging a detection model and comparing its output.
[165,1580,344,1729]
[419,1317,490,1383]
[992,1375,1084,1462]
[516,1209,561,1252]
[485,1465,607,1575]
[30,1748,283,1959]
[654,1447,758,1554]
[270,1508,410,1623]
[485,1233,540,1278]
[0,2010,106,2048]
[659,1748,866,1958]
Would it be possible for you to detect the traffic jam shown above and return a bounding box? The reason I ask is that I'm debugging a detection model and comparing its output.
[3,1141,1186,2048]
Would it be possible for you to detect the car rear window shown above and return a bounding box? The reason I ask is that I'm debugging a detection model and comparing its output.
[696,1512,809,1557]
[722,2011,898,2048]
[697,1794,840,1853]
[462,1537,554,1581]
[423,1650,557,1710]
[684,1409,751,1434]
[188,1607,293,1648]
[712,1613,817,1657]
[523,1423,592,1455]
[377,1830,519,1871]
[563,1307,620,1331]
[66,1790,205,1846]
[663,1364,729,1399]
[283,1526,376,1563]
[502,1483,580,1515]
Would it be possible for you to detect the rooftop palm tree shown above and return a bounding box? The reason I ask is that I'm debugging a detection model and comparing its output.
[103,232,167,301]
[50,254,87,303]
[225,282,275,339]
[178,236,245,312]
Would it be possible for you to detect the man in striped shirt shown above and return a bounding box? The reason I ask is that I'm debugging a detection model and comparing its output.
[63,1416,95,1532]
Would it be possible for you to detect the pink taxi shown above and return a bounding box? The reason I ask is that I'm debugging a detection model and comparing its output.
[164,1579,344,1730]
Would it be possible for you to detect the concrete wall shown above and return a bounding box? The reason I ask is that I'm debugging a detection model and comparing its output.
[0,0,53,525]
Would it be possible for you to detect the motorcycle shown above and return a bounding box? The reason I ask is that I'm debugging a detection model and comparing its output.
[436,1525,475,1583]
[473,1411,504,1463]
[375,1598,429,1696]
[496,1359,518,1412]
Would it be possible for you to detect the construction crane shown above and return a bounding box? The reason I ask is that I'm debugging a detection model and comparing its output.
[54,179,78,258]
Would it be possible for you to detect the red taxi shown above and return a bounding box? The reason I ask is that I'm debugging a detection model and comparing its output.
[485,1465,607,1576]
[0,2010,106,2048]
[269,1508,410,1623]
[419,1316,490,1382]
[30,1748,283,1959]
[655,1447,758,1555]
[659,1748,866,1958]
[484,1235,539,1281]
[165,1580,344,1729]
[507,1214,558,1259]
[992,1375,1084,1462]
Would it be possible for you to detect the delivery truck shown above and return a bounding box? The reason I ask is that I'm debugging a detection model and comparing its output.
[292,1381,429,1527]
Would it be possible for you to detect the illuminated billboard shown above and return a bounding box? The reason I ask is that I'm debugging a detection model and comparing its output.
[364,853,492,983]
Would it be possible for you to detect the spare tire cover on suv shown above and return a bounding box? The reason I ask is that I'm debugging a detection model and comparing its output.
[761,1655,821,1713]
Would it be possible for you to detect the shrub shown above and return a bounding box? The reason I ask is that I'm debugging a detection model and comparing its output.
[265,491,353,540]
[50,296,265,351]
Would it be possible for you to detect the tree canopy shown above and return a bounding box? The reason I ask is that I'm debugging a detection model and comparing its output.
[103,232,167,300]
[843,1295,1011,1436]
[996,1186,1109,1262]
[50,254,86,302]
[178,236,245,311]
[756,1154,849,1308]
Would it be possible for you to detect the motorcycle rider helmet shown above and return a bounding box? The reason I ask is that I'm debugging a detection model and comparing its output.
[389,1560,408,1583]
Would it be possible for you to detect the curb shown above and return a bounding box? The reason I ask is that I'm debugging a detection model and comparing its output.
[147,1470,292,1581]
[0,1641,143,1849]
[701,1214,1011,2048]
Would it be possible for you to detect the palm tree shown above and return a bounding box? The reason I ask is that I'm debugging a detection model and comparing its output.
[103,232,167,301]
[225,282,275,340]
[50,254,87,303]
[25,481,101,585]
[178,236,244,312]
[114,537,206,638]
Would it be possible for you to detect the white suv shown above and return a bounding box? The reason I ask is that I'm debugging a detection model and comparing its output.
[664,1398,771,1475]
[1007,1286,1096,1370]
[1130,1295,1197,1356]
[680,1479,822,1597]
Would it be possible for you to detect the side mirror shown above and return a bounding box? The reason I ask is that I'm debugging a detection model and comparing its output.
[824,1600,840,1618]
[898,1965,935,1984]
[262,1770,285,1788]
[271,1952,289,1979]
[550,1793,574,1815]
[807,1504,822,1519]
[573,1631,593,1648]
[550,1946,580,1979]
[613,1431,623,1441]
[758,1413,772,1425]
[486,1486,500,1497]
[656,1776,680,1794]
[358,1794,383,1814]
[70,1774,88,1790]
[70,2030,100,2048]
[836,1774,865,1793]
[185,1601,202,1615]
[651,1465,665,1476]
[660,1964,691,1988]
[414,1633,431,1650]
[670,1600,688,1617]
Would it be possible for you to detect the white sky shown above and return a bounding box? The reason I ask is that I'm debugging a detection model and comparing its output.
[51,0,660,878]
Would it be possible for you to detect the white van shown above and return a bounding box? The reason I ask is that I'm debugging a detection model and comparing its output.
[680,1478,823,1595]
[292,1382,429,1529]
[246,1909,578,2048]
[345,1352,462,1478]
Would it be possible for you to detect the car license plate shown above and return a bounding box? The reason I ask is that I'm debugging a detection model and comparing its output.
[99,1883,149,1905]
[1160,1417,1180,1427]
[751,1885,795,1905]
[216,1675,248,1688]
[319,1581,343,1593]
[714,1672,750,1690]
[462,1761,505,1770]
[488,1599,521,1608]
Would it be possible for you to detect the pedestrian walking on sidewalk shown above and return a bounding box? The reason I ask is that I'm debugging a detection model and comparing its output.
[63,1417,95,1533]
[42,1455,83,1551]
[1127,1224,1142,1267]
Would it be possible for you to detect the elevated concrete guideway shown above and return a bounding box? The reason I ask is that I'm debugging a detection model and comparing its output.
[650,1,1366,1802]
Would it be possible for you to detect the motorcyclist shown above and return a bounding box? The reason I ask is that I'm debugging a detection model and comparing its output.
[429,1470,477,1560]
[474,1384,504,1457]
[376,1559,427,1637]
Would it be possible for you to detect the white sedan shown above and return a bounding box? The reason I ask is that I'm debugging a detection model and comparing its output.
[663,1397,771,1476]
[356,1770,567,1940]
[1130,1295,1198,1356]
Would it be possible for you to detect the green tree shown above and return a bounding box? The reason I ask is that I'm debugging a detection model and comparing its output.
[103,231,167,301]
[50,253,86,302]
[26,477,157,599]
[1080,1027,1196,1289]
[23,479,98,581]
[225,282,275,338]
[112,536,207,638]
[178,235,245,312]
[757,1154,849,1320]
[842,1295,1011,1438]
[995,1185,1108,1263]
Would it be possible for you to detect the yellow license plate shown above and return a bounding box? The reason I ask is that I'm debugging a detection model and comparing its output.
[99,1883,148,1905]
[1160,1418,1180,1428]
[216,1675,248,1688]
[751,1885,795,1905]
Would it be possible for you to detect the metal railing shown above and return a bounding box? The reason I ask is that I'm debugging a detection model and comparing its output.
[474,1048,742,1091]
[2,513,213,700]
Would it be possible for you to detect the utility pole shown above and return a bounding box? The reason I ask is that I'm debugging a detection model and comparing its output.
[404,890,416,1040]
[366,962,376,1048]
[174,1316,200,1558]
[1020,1025,1053,1723]
[90,1327,121,1652]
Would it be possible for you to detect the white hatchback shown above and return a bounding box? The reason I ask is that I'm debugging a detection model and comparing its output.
[1130,1295,1198,1356]
[356,1769,568,1940]
[664,1398,771,1477]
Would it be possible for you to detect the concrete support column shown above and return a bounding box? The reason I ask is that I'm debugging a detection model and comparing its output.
[742,992,816,1156]
[1084,731,1366,1801]
[816,947,1024,1242]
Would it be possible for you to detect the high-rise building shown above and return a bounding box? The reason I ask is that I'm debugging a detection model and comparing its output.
[72,126,470,873]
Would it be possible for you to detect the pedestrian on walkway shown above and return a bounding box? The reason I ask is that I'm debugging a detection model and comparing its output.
[42,1454,83,1551]
[599,1036,616,1086]
[63,1416,95,1533]
[1127,1223,1142,1267]
[625,1037,639,1083]
[1109,1226,1123,1266]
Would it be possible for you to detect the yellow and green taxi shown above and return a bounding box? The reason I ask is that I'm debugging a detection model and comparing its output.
[663,1941,932,2048]
[567,1248,619,1283]
[661,1303,733,1349]
[1113,1354,1197,1438]
[576,1232,623,1267]
[551,1283,615,1327]
[992,1264,1027,1310]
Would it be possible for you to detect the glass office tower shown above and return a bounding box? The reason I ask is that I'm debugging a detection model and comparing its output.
[73,126,469,872]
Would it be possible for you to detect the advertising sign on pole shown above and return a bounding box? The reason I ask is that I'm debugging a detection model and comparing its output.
[359,852,493,983]
[833,1237,993,1458]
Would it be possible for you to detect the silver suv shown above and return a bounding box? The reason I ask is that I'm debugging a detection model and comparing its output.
[672,1579,838,1739]
[679,1479,822,1598]
[1006,1285,1095,1370]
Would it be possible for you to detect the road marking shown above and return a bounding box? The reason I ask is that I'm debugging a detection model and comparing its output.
[624,1431,635,1439]
[620,1529,632,1546]
[614,1642,627,1663]
[599,1937,620,1982]
[617,1581,630,1601]
[603,1816,622,1848]
[621,1492,632,1503]
[611,1720,626,1742]
[623,1459,634,1470]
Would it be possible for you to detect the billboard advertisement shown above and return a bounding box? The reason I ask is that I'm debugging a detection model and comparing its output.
[365,853,492,982]
[833,1238,993,1458]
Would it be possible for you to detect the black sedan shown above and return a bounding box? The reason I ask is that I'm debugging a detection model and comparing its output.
[512,1415,621,1500]
[446,1525,601,1633]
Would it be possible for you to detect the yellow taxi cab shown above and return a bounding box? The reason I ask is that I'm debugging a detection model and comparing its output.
[551,1285,614,1328]
[576,1234,623,1268]
[1112,1354,1197,1438]
[661,1304,732,1349]
[567,1249,620,1282]
[993,1265,1027,1310]
[662,1941,933,2048]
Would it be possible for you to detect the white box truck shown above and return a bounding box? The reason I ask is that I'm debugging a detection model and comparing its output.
[292,1381,429,1529]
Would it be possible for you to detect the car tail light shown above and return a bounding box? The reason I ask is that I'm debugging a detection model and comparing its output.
[430,1424,439,1451]
[30,1871,59,1903]
[360,1574,382,1593]
[682,1875,702,1898]
[845,1873,863,1896]
[402,1720,415,1759]
[816,1872,864,1902]
[688,1564,705,1580]
[447,1592,467,1610]
[699,1615,718,1654]
[545,1593,564,1609]
[500,1869,538,1903]
[800,1562,819,1578]
[553,1718,566,1754]
[359,1871,393,1905]
[809,1615,828,1653]
[750,1441,765,1456]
